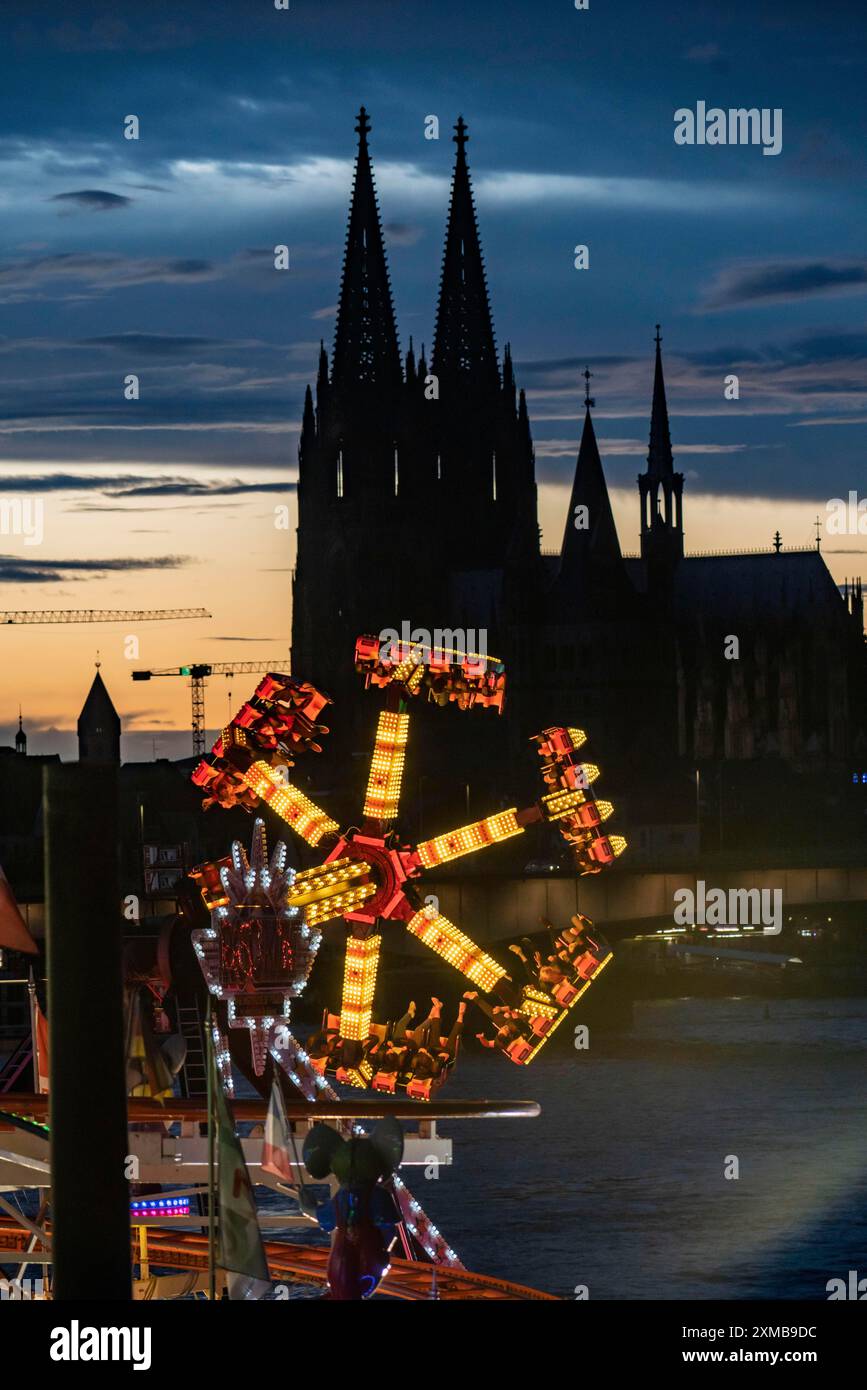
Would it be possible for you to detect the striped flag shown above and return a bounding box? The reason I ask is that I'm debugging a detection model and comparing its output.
[261,1077,293,1182]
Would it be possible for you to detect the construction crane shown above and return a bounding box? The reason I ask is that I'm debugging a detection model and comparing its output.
[1,608,211,625]
[132,660,289,757]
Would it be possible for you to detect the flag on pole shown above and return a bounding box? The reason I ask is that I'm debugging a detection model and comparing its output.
[0,863,37,956]
[214,1057,271,1300]
[261,1077,293,1182]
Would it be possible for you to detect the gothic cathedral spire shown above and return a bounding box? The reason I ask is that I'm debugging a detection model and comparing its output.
[330,106,402,402]
[432,117,500,398]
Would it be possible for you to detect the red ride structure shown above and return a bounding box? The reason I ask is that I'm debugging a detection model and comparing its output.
[188,636,626,1095]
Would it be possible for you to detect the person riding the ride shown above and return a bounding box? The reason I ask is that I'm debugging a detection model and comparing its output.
[463,991,530,1049]
[410,998,466,1079]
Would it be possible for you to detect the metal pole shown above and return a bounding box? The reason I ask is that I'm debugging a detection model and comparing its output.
[206,995,216,1300]
[44,762,131,1300]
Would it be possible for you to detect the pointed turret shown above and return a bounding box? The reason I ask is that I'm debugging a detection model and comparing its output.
[502,343,516,409]
[330,107,402,400]
[316,339,329,397]
[638,326,684,584]
[647,325,674,477]
[517,387,531,446]
[559,375,628,598]
[432,117,500,398]
[15,709,26,756]
[301,384,315,438]
[77,666,121,764]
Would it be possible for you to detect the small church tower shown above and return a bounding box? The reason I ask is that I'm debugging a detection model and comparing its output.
[15,709,26,756]
[638,326,684,589]
[77,664,121,764]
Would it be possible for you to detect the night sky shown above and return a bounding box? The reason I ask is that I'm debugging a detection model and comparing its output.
[1,0,865,756]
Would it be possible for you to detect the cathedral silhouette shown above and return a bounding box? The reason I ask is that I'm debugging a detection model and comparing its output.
[291,109,867,854]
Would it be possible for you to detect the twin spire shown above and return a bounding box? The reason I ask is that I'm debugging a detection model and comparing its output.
[431,116,500,397]
[330,109,501,399]
[324,109,680,594]
[330,106,402,399]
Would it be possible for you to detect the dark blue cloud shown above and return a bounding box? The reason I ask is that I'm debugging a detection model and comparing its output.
[704,261,867,309]
[50,189,132,211]
[0,553,191,583]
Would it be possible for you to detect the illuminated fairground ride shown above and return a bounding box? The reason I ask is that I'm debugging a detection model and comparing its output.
[188,635,626,1102]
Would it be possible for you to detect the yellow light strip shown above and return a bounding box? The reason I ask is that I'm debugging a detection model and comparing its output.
[242,761,339,845]
[337,1062,374,1091]
[565,727,588,749]
[416,809,523,869]
[607,835,628,857]
[518,988,559,1022]
[388,643,501,666]
[541,787,590,819]
[540,774,601,819]
[392,656,420,683]
[304,883,378,928]
[286,858,371,909]
[405,909,505,991]
[363,710,409,822]
[339,935,381,1041]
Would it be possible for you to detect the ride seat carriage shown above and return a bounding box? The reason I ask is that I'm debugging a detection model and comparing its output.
[551,977,581,1006]
[573,947,604,981]
[307,1011,342,1074]
[307,1011,460,1100]
[496,928,613,1064]
[371,1017,461,1101]
[305,1012,372,1087]
[505,1034,534,1065]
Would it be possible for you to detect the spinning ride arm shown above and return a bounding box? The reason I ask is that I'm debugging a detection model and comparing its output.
[404,906,506,993]
[363,707,410,829]
[241,761,340,847]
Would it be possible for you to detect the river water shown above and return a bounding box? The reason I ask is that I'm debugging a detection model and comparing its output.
[6,996,863,1301]
[384,996,867,1299]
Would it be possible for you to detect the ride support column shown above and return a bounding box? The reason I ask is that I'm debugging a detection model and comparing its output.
[44,761,132,1300]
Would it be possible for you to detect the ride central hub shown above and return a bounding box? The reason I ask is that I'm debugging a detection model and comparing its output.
[326,831,418,926]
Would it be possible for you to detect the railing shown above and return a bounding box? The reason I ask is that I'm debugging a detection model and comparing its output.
[619,547,817,559]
